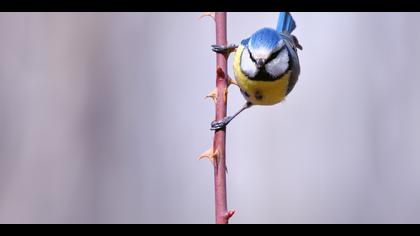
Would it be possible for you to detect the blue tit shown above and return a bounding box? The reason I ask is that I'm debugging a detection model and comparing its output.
[211,12,302,131]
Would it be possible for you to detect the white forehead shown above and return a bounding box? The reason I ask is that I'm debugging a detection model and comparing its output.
[248,39,285,59]
[249,47,270,60]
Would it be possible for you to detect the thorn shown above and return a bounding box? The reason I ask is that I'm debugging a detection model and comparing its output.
[225,210,236,220]
[199,12,215,20]
[205,88,218,104]
[228,76,238,87]
[197,147,219,166]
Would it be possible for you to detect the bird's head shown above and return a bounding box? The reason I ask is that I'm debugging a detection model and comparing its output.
[240,28,289,78]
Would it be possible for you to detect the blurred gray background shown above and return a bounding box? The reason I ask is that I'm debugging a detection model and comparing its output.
[0,12,420,224]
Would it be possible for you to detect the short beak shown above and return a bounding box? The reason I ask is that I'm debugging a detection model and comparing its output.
[256,59,265,68]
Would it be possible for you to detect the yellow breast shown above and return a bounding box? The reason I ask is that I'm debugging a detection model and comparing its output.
[233,45,290,106]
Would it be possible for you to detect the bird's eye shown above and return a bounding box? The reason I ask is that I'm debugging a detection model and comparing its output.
[266,50,282,63]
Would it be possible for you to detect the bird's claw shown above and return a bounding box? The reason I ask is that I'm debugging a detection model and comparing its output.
[211,44,238,54]
[211,116,233,131]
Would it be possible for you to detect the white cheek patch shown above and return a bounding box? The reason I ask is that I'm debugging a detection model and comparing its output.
[265,48,289,77]
[240,48,258,77]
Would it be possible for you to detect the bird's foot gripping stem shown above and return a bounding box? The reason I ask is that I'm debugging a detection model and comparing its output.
[210,116,234,131]
[210,102,253,131]
[211,44,237,55]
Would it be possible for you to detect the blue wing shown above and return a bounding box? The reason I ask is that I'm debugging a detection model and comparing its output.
[276,12,296,34]
[277,12,301,94]
[281,36,300,95]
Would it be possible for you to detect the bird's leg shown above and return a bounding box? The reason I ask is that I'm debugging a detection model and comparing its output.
[211,44,238,55]
[211,102,253,131]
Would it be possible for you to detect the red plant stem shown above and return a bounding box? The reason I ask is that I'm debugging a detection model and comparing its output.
[213,12,231,224]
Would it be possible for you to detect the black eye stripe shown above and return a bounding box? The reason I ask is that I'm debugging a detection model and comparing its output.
[247,47,283,65]
[266,49,282,63]
[247,47,257,63]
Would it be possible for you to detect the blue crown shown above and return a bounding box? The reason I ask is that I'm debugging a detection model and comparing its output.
[248,28,280,51]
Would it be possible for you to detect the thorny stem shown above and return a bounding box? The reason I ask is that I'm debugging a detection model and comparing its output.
[212,12,234,224]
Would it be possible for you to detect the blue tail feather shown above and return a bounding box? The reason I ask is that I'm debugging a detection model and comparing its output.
[276,12,296,34]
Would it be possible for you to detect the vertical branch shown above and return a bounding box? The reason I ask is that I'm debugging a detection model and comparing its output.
[213,12,234,224]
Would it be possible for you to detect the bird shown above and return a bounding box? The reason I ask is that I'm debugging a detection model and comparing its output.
[210,12,302,131]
